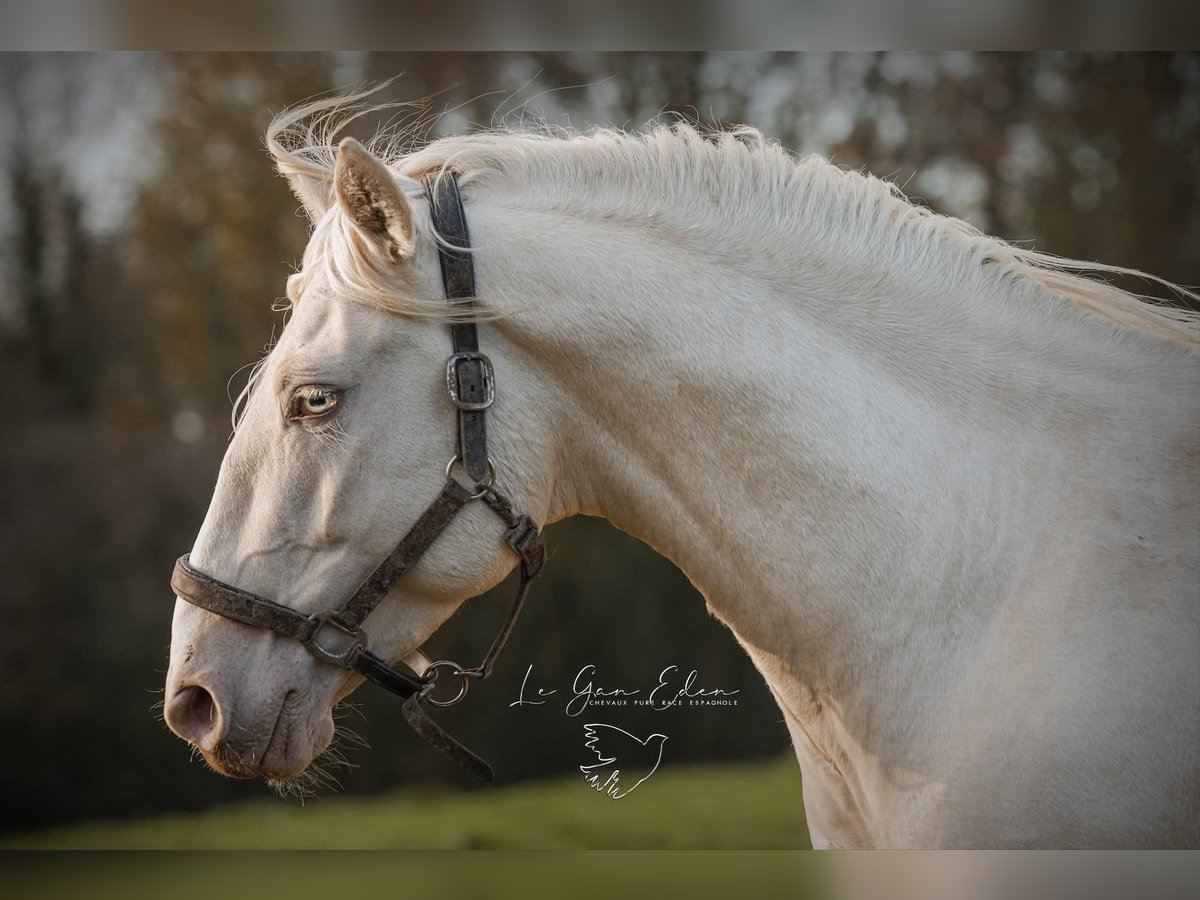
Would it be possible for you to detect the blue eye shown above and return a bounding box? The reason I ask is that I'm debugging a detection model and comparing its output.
[301,390,335,414]
[290,387,341,420]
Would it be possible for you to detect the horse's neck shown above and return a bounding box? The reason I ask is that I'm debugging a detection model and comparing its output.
[489,199,1195,740]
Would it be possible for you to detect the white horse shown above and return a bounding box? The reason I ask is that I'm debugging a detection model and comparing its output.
[164,94,1200,848]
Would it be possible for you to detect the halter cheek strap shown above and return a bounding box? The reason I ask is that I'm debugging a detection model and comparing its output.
[169,172,546,783]
[431,169,493,484]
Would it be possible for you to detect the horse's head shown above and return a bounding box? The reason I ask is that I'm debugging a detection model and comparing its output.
[163,137,552,785]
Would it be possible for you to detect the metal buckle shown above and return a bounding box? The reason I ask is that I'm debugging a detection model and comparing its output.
[301,612,365,667]
[446,352,495,411]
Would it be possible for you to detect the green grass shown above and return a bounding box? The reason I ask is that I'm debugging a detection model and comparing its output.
[1,755,810,850]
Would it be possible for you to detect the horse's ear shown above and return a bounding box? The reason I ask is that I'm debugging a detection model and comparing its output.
[333,137,413,259]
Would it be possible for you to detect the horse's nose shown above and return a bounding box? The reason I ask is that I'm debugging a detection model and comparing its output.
[164,682,225,749]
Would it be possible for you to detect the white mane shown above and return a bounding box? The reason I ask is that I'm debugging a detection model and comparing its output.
[267,91,1200,348]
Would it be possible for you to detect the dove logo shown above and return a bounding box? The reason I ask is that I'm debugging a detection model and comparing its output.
[580,724,667,799]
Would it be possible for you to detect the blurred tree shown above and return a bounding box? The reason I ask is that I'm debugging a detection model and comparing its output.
[132,53,336,419]
[4,57,101,414]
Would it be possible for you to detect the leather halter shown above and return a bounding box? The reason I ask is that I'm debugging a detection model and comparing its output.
[170,172,545,782]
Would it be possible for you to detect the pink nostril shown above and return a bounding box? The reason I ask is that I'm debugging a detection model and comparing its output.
[165,684,220,746]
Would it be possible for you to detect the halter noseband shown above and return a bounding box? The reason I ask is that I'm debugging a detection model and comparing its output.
[169,173,545,782]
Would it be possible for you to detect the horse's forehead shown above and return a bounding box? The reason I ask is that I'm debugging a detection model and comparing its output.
[281,289,389,354]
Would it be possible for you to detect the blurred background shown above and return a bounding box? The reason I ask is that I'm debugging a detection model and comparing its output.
[0,52,1197,847]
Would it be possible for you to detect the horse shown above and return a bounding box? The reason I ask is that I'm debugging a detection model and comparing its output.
[163,92,1200,848]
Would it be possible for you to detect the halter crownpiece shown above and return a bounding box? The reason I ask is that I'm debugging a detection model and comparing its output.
[170,172,546,782]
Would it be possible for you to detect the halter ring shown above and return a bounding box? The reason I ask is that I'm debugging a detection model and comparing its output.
[444,456,496,500]
[423,660,472,707]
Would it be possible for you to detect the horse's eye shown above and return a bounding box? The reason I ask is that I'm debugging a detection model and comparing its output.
[289,387,341,421]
